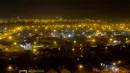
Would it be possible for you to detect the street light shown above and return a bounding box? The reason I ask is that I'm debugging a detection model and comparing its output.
[92,39,96,42]
[58,48,60,51]
[126,38,128,40]
[5,48,8,51]
[118,60,122,64]
[78,64,83,69]
[8,36,12,40]
[13,42,17,45]
[34,29,38,32]
[109,38,113,41]
[87,36,92,39]
[72,48,75,51]
[8,65,13,71]
[33,42,37,45]
[113,62,116,66]
[53,29,56,32]
[53,41,57,44]
[33,49,37,52]
[73,40,76,44]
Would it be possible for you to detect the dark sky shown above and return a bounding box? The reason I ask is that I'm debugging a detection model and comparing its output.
[0,0,130,18]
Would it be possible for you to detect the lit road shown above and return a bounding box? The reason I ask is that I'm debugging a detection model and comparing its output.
[0,26,23,40]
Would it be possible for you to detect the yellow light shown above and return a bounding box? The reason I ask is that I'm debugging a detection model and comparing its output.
[5,48,8,51]
[8,36,12,40]
[90,28,92,30]
[113,62,116,65]
[87,36,92,38]
[118,60,121,64]
[63,36,66,39]
[45,27,48,30]
[17,27,21,30]
[54,41,57,44]
[8,65,13,71]
[126,40,129,43]
[4,33,7,35]
[72,30,74,32]
[32,26,34,28]
[79,64,83,69]
[27,27,30,29]
[126,38,128,40]
[80,44,82,47]
[73,40,76,44]
[53,29,56,32]
[4,28,7,30]
[34,42,37,45]
[109,38,113,41]
[123,45,126,48]
[92,39,96,42]
[34,29,38,32]
[72,48,75,51]
[13,42,17,45]
[58,48,60,51]
[80,48,82,50]
[33,49,37,52]
[13,30,16,32]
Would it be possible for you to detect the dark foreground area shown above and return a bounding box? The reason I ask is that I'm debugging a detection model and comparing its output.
[1,43,130,73]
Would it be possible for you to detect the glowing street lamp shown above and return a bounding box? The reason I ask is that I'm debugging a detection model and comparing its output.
[87,36,92,39]
[34,29,38,32]
[113,62,116,66]
[8,65,13,71]
[33,42,37,45]
[32,26,34,28]
[78,64,83,69]
[4,33,7,36]
[53,41,57,44]
[118,60,121,64]
[5,48,8,51]
[58,48,60,51]
[73,40,76,44]
[53,29,56,32]
[109,38,113,41]
[63,36,66,39]
[13,30,16,32]
[92,39,96,42]
[126,38,128,40]
[33,49,36,52]
[80,44,82,47]
[72,48,75,51]
[8,36,12,40]
[13,42,17,45]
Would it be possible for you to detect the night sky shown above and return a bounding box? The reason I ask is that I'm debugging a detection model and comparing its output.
[0,0,130,19]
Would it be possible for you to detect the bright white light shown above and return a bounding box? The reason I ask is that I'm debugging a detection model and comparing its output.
[111,67,115,71]
[100,63,103,66]
[113,40,118,44]
[82,32,85,35]
[68,34,71,37]
[68,34,73,38]
[20,43,31,50]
